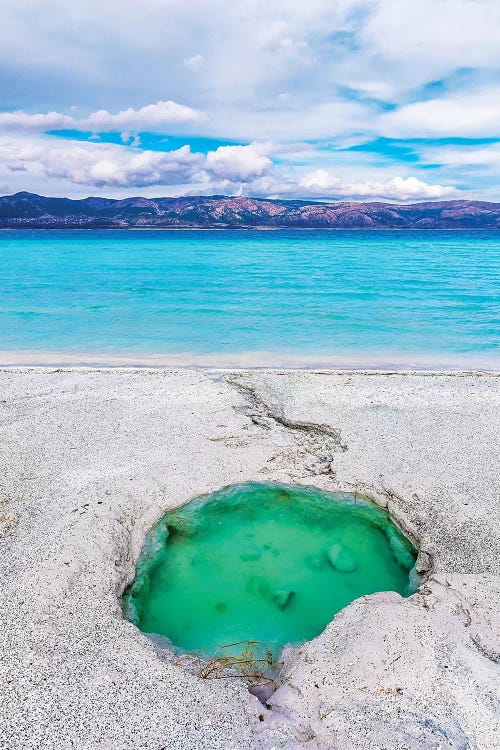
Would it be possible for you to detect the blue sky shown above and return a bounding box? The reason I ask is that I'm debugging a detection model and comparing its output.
[0,0,499,201]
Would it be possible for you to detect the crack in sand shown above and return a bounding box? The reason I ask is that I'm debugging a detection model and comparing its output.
[225,375,347,482]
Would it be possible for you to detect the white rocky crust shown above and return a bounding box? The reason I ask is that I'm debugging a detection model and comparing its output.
[0,368,499,750]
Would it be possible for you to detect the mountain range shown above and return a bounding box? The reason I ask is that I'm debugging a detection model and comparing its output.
[1,192,500,229]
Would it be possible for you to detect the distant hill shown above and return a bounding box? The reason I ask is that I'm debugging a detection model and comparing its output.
[1,192,500,229]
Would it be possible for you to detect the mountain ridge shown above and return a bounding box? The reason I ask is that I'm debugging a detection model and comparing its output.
[1,192,500,229]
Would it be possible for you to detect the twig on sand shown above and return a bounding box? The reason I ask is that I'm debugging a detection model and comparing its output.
[197,640,274,683]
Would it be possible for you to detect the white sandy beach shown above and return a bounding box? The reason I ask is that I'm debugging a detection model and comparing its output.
[1,349,500,371]
[1,368,499,750]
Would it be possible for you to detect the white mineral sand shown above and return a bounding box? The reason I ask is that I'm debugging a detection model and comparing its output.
[1,368,499,750]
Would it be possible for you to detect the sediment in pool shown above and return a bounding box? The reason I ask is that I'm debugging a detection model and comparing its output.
[123,482,419,667]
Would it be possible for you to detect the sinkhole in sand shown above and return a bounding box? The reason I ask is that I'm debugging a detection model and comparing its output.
[124,482,418,663]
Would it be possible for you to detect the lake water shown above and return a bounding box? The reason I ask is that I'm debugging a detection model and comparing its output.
[1,229,499,366]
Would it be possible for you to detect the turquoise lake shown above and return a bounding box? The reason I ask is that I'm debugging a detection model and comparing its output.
[1,229,499,365]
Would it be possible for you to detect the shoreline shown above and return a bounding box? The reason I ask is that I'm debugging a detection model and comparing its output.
[2,226,500,231]
[0,349,498,372]
[2,367,500,380]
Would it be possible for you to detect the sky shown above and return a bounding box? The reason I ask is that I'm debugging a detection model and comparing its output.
[0,0,499,202]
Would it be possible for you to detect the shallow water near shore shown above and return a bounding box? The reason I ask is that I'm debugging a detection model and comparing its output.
[1,229,499,364]
[124,483,418,660]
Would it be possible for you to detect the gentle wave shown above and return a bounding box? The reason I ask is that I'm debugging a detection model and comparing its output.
[0,228,498,366]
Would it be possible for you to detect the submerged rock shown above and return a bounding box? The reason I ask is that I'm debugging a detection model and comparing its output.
[276,490,291,502]
[273,589,295,610]
[325,543,358,573]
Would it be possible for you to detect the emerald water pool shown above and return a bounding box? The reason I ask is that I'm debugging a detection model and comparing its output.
[123,482,418,661]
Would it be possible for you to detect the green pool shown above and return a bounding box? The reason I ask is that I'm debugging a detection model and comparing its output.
[123,482,418,661]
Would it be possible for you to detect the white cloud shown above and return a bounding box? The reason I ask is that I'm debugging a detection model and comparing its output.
[0,110,73,131]
[0,136,202,188]
[0,100,205,134]
[418,142,500,173]
[0,137,278,190]
[183,54,204,71]
[1,0,500,146]
[299,170,459,201]
[3,1,499,198]
[84,100,205,131]
[379,87,500,138]
[204,142,274,181]
[359,0,500,93]
[0,133,461,201]
[259,23,310,57]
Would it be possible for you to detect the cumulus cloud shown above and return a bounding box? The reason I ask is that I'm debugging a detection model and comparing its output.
[0,100,205,134]
[0,137,202,188]
[0,110,74,131]
[0,137,277,190]
[204,143,274,181]
[299,170,459,201]
[0,134,461,201]
[84,100,205,131]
